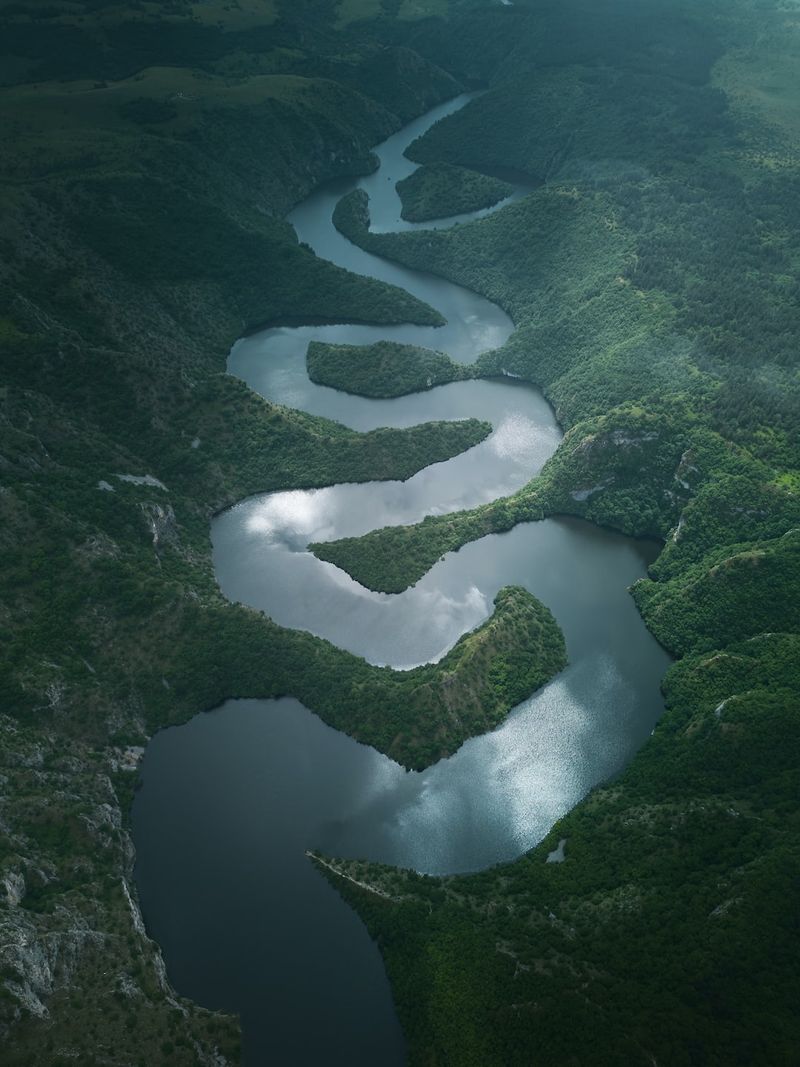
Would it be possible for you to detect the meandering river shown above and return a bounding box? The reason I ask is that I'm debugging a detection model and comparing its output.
[132,95,672,1065]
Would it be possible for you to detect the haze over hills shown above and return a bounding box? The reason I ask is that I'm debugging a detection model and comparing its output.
[0,1,798,1065]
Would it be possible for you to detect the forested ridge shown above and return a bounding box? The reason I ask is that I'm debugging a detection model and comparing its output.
[306,338,474,397]
[0,2,523,1061]
[312,1,800,1064]
[0,0,798,1064]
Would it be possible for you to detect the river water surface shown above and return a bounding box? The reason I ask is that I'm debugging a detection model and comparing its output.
[132,94,671,1065]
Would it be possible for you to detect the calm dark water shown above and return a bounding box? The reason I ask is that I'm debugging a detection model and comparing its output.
[133,698,407,1067]
[132,94,671,1066]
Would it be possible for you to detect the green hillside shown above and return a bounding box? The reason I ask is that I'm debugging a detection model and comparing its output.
[1,0,798,1064]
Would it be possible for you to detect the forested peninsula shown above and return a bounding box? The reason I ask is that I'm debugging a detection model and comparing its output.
[307,339,473,397]
[1,1,798,1065]
[396,161,512,221]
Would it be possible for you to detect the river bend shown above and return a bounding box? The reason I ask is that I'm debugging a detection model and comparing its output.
[133,94,671,1066]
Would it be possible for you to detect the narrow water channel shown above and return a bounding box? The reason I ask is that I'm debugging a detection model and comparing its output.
[132,94,672,1065]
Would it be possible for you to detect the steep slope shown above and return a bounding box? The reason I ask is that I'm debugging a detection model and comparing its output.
[312,2,800,1063]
